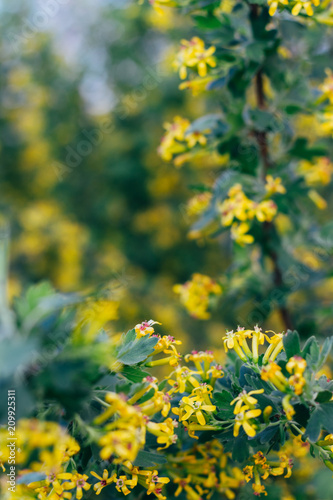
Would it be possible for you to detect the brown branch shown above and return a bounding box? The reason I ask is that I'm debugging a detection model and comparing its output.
[253,59,294,331]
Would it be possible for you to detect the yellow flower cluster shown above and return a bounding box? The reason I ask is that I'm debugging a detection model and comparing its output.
[243,448,293,496]
[91,461,171,499]
[74,298,119,342]
[94,392,147,462]
[0,420,83,500]
[260,355,308,420]
[222,326,306,426]
[0,419,80,472]
[158,116,209,165]
[173,37,216,80]
[218,181,281,246]
[171,440,244,500]
[173,273,222,319]
[268,0,320,17]
[297,157,333,186]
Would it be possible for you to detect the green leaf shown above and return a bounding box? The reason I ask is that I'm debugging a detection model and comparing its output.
[318,337,333,369]
[247,109,279,132]
[214,389,234,406]
[306,338,320,369]
[283,330,301,359]
[134,450,167,468]
[0,337,39,377]
[117,332,159,365]
[301,336,316,357]
[246,42,265,63]
[186,114,228,135]
[193,14,222,29]
[121,365,150,383]
[289,138,328,160]
[232,436,249,462]
[305,403,333,442]
[14,281,55,319]
[17,472,46,485]
[315,391,333,404]
[214,390,234,418]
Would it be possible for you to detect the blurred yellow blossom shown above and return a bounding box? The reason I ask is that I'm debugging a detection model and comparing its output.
[173,273,222,319]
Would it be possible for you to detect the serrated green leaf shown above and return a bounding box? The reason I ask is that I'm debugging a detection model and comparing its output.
[304,403,333,442]
[121,365,150,383]
[117,334,159,365]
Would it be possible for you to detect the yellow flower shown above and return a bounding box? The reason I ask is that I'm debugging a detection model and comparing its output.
[173,37,216,80]
[90,470,116,495]
[179,75,215,95]
[254,200,277,223]
[308,189,327,210]
[297,157,333,186]
[186,192,212,217]
[174,476,204,500]
[147,418,178,449]
[95,393,146,462]
[265,175,286,195]
[167,366,200,394]
[185,349,215,374]
[70,473,91,500]
[282,394,295,420]
[222,329,250,361]
[291,0,320,16]
[230,222,254,246]
[115,475,137,496]
[233,408,262,437]
[173,273,222,320]
[262,332,284,364]
[286,356,306,375]
[286,356,307,395]
[319,69,333,104]
[177,389,216,425]
[267,0,320,16]
[186,130,209,148]
[261,362,289,392]
[135,319,161,338]
[231,389,264,414]
[147,0,178,16]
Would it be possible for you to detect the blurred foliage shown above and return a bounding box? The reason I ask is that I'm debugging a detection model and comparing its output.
[0,0,229,347]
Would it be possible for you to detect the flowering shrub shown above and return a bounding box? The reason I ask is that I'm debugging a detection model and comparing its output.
[2,0,333,499]
[150,0,333,332]
[1,287,333,499]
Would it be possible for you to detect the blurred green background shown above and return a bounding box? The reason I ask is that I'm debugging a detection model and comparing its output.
[1,0,229,347]
[2,0,333,349]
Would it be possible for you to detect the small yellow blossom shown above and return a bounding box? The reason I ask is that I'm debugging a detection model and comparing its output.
[319,69,333,104]
[90,470,116,495]
[265,175,286,195]
[230,222,254,246]
[231,389,264,414]
[135,320,161,338]
[233,408,262,437]
[186,192,212,217]
[308,189,327,209]
[173,37,216,80]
